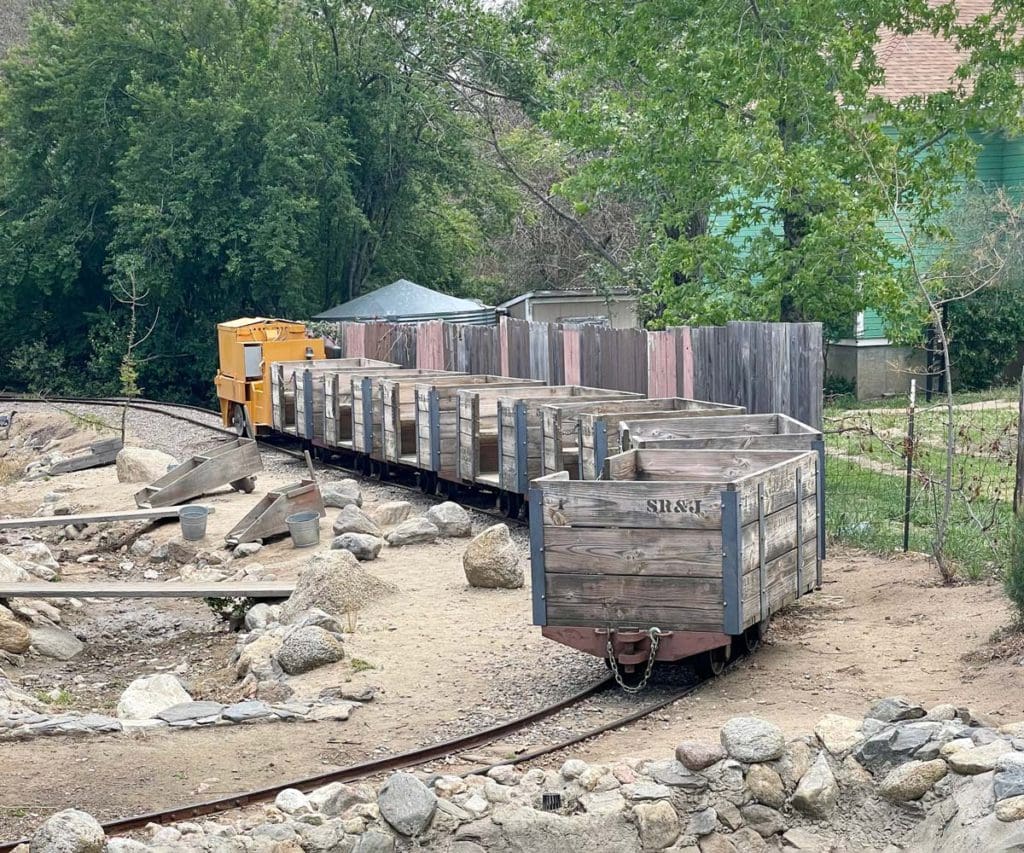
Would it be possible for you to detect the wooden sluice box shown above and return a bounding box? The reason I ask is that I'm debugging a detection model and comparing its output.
[530,448,823,669]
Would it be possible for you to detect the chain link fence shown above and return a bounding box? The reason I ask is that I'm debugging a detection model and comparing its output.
[825,391,1019,579]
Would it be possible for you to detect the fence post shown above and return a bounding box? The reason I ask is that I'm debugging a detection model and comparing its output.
[903,379,917,552]
[1015,368,1024,518]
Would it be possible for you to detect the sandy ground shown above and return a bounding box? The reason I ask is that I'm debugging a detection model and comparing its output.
[1,408,1022,840]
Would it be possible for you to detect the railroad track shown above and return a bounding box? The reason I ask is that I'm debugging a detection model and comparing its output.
[0,670,719,851]
[0,393,526,527]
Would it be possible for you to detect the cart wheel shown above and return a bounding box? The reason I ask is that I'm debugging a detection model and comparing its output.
[229,403,251,438]
[693,644,729,680]
[742,622,763,653]
[230,476,257,494]
[500,493,523,520]
[419,471,438,495]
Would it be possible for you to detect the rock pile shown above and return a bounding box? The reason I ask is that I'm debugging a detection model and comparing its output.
[17,697,1024,852]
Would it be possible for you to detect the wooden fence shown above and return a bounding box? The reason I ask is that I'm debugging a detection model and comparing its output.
[330,318,823,428]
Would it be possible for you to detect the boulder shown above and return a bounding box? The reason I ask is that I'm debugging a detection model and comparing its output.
[332,533,383,561]
[378,772,437,836]
[676,740,727,771]
[855,721,941,771]
[425,502,472,537]
[462,524,523,589]
[867,696,926,723]
[791,753,838,818]
[699,833,740,853]
[322,479,362,509]
[115,447,177,484]
[116,674,193,720]
[720,716,786,763]
[0,615,31,655]
[275,625,345,675]
[28,624,84,660]
[633,800,679,849]
[371,501,413,528]
[385,518,438,547]
[279,550,395,623]
[878,759,948,801]
[333,505,382,537]
[235,628,286,680]
[997,795,1024,822]
[29,809,105,853]
[774,740,814,790]
[275,788,311,815]
[814,714,863,756]
[745,763,786,808]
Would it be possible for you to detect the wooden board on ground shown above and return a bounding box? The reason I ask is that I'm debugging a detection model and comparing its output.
[0,506,216,531]
[49,437,124,475]
[0,582,293,599]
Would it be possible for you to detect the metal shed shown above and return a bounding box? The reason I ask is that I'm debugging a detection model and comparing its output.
[313,279,496,326]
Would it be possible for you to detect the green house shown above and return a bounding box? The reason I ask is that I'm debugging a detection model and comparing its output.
[829,0,1024,398]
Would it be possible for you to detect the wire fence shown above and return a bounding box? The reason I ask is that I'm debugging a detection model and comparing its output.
[825,389,1019,579]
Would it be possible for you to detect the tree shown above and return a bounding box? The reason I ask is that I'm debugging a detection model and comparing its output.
[521,0,1024,337]
[0,0,518,402]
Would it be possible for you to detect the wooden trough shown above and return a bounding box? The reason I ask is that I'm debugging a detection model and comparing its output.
[412,377,546,485]
[530,448,822,665]
[49,437,124,475]
[134,438,263,508]
[539,398,745,480]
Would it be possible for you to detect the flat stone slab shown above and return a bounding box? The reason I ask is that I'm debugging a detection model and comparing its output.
[222,700,273,722]
[155,701,225,724]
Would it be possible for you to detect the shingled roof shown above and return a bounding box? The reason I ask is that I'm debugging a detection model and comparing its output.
[872,0,993,100]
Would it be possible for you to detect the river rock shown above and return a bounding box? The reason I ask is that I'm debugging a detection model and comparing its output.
[814,714,863,756]
[791,753,838,818]
[233,542,262,558]
[322,480,362,509]
[385,518,438,547]
[371,501,413,528]
[425,502,472,537]
[28,624,84,660]
[116,447,177,484]
[0,615,30,654]
[333,505,381,537]
[855,721,940,771]
[462,524,523,589]
[332,533,383,561]
[20,542,58,571]
[948,739,1014,775]
[0,558,31,584]
[997,795,1024,822]
[116,674,192,720]
[244,603,279,631]
[746,763,786,808]
[378,772,437,836]
[633,799,679,849]
[29,808,105,853]
[676,740,727,771]
[878,759,948,801]
[155,700,224,724]
[994,753,1024,802]
[699,833,740,853]
[275,625,345,675]
[721,716,786,763]
[740,803,785,837]
[868,696,926,723]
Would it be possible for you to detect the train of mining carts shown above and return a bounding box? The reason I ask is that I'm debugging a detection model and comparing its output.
[216,317,824,685]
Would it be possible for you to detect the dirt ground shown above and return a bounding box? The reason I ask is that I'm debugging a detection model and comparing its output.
[2,408,1022,840]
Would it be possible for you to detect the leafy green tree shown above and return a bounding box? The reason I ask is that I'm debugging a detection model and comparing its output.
[0,0,517,401]
[522,0,1024,338]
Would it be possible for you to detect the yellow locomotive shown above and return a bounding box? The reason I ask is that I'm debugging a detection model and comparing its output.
[214,318,325,435]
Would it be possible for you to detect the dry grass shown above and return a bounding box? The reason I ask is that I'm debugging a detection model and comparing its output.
[0,458,21,485]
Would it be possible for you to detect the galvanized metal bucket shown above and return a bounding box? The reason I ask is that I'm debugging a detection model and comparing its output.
[286,510,321,548]
[179,505,209,541]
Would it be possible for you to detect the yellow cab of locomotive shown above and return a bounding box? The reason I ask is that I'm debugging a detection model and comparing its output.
[215,318,325,435]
